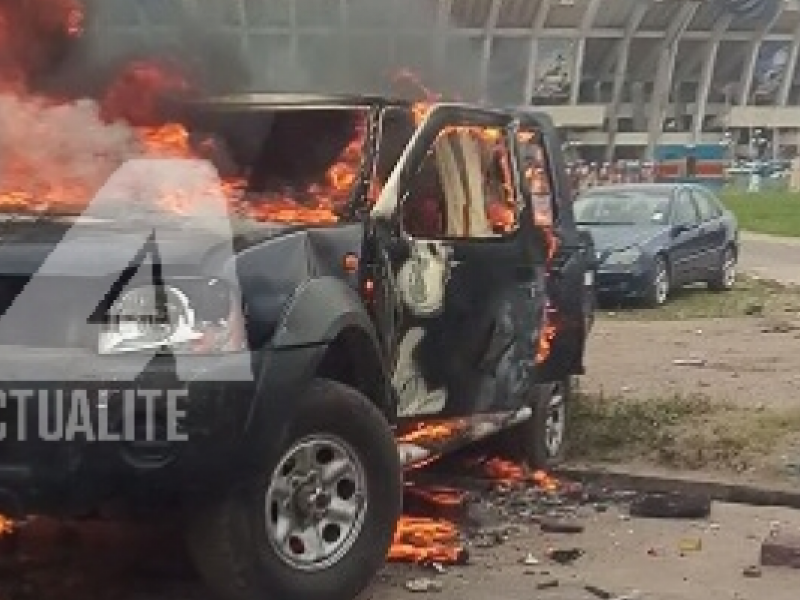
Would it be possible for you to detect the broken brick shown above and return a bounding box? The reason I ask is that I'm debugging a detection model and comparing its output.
[760,532,800,569]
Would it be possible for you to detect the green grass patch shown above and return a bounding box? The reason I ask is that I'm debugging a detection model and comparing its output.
[721,190,800,237]
[568,392,800,472]
[599,275,800,321]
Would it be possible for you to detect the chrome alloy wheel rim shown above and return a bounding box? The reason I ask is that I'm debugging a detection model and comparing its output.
[722,252,737,288]
[544,382,567,457]
[654,265,669,305]
[265,434,368,571]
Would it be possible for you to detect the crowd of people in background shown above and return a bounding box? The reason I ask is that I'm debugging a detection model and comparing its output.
[566,160,657,192]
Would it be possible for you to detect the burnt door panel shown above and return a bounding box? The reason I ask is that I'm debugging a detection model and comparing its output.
[514,114,594,382]
[371,105,544,420]
[398,238,545,418]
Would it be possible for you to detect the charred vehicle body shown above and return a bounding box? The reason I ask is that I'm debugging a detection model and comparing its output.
[0,94,595,600]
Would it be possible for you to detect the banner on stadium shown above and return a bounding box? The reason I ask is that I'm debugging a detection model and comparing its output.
[750,40,791,103]
[530,38,575,105]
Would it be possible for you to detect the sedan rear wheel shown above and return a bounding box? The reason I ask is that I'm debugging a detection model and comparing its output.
[642,256,670,308]
[707,247,737,292]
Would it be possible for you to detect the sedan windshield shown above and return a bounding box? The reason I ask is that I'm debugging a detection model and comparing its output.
[575,191,671,226]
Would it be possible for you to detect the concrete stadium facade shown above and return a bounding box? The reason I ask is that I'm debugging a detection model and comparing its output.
[88,0,800,161]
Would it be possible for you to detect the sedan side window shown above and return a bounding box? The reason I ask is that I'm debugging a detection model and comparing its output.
[693,188,722,221]
[672,193,700,228]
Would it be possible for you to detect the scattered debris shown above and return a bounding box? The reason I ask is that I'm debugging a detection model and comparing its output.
[546,548,584,565]
[535,578,560,590]
[744,304,764,316]
[628,492,712,520]
[585,584,615,599]
[672,358,707,367]
[405,578,444,593]
[539,518,585,534]
[760,532,800,568]
[678,538,703,553]
[742,565,762,578]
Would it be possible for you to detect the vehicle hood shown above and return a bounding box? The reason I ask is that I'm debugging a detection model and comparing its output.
[578,224,666,254]
[0,216,300,277]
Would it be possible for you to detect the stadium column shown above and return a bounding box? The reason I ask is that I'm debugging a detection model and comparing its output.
[435,0,455,78]
[604,0,652,162]
[738,8,782,105]
[290,0,299,72]
[480,0,503,103]
[234,0,251,73]
[692,13,734,143]
[569,0,603,105]
[777,16,800,106]
[523,0,555,104]
[645,0,701,161]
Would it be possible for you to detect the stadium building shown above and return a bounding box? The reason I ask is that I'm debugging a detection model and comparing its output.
[89,0,800,162]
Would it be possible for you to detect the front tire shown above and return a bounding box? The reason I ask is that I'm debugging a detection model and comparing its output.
[185,379,402,600]
[497,379,572,469]
[707,246,737,292]
[642,256,670,308]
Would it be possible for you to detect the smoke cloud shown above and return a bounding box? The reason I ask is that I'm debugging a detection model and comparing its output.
[0,0,486,215]
[72,0,484,101]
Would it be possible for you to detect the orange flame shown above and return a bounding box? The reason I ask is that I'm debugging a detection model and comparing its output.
[388,516,467,564]
[0,515,13,536]
[483,458,560,492]
[397,421,468,445]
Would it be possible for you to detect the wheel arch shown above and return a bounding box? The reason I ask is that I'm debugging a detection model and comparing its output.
[315,326,394,422]
[270,277,394,420]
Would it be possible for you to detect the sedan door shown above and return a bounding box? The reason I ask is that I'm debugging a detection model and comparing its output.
[668,188,706,284]
[690,185,730,275]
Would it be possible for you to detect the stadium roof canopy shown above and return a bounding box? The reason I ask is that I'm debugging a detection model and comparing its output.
[88,0,800,154]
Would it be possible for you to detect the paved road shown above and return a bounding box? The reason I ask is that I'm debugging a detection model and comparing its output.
[739,232,800,285]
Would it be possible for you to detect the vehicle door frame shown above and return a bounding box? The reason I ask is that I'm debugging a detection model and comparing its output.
[513,109,596,383]
[370,103,548,420]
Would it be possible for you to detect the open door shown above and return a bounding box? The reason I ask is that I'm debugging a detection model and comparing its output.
[371,104,549,421]
[514,111,596,382]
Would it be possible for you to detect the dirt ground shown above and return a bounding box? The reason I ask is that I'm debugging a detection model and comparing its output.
[2,501,799,600]
[582,317,800,408]
[374,502,800,600]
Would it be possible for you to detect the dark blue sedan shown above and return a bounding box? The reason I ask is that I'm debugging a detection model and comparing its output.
[574,183,739,307]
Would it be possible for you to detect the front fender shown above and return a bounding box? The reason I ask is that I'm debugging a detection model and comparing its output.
[239,278,388,465]
[270,276,380,349]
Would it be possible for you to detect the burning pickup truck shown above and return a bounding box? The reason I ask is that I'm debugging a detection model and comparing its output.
[0,94,595,600]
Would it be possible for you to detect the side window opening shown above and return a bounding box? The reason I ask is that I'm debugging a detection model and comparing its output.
[401,126,520,239]
[673,192,700,227]
[693,188,722,221]
[517,130,556,228]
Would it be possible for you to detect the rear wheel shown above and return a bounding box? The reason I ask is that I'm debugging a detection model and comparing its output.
[707,246,737,292]
[185,379,402,600]
[642,256,670,308]
[496,379,572,469]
